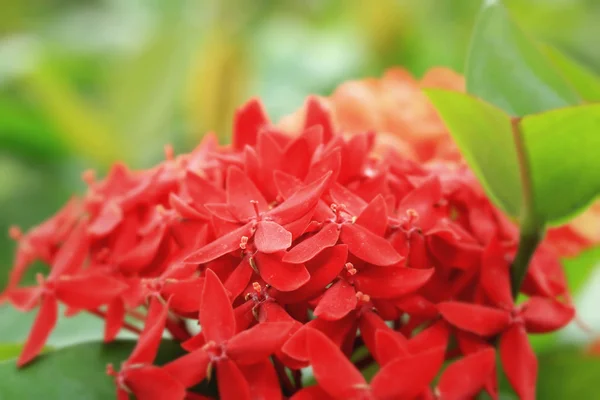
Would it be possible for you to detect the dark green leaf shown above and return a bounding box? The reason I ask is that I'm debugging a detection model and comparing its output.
[466,0,580,116]
[0,340,184,400]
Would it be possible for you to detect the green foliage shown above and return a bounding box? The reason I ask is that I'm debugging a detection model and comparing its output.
[466,0,580,116]
[429,0,600,228]
[424,90,521,217]
[0,340,183,400]
[521,105,600,225]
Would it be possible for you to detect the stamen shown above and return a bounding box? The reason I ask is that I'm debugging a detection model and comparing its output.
[250,200,261,219]
[8,225,22,241]
[164,144,175,161]
[345,262,357,275]
[240,236,249,250]
[406,209,419,224]
[252,282,262,293]
[355,291,370,303]
[106,363,117,377]
[81,169,96,185]
[36,273,45,286]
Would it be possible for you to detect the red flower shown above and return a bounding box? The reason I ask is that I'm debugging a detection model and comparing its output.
[162,269,294,399]
[2,93,578,400]
[438,239,574,400]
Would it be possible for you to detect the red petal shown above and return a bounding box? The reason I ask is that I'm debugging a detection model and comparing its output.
[17,295,58,367]
[305,147,341,185]
[116,225,167,273]
[7,286,42,311]
[340,223,402,266]
[216,358,251,400]
[437,348,496,400]
[185,222,253,264]
[407,320,450,354]
[233,98,269,151]
[500,324,537,400]
[226,166,268,221]
[281,137,311,180]
[306,328,366,398]
[199,269,236,343]
[238,359,283,400]
[49,220,89,278]
[438,301,510,337]
[88,201,123,237]
[224,258,254,301]
[55,274,127,310]
[397,175,442,231]
[128,297,169,365]
[521,296,575,333]
[268,172,332,226]
[358,310,390,361]
[289,386,332,400]
[105,299,125,342]
[480,236,513,309]
[304,96,334,143]
[162,278,204,314]
[283,223,340,264]
[227,322,295,364]
[375,329,409,366]
[254,221,292,254]
[163,349,211,389]
[371,346,446,400]
[329,183,367,216]
[355,194,388,236]
[169,193,207,220]
[125,365,186,400]
[282,314,356,363]
[313,280,357,320]
[355,266,433,299]
[254,252,310,292]
[276,245,348,303]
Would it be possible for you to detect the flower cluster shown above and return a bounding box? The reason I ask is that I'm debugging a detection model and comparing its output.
[3,91,576,400]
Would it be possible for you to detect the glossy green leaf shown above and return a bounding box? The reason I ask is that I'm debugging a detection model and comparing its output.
[542,45,600,103]
[0,305,136,346]
[466,0,580,116]
[427,89,600,225]
[0,340,183,399]
[521,104,600,225]
[425,89,521,217]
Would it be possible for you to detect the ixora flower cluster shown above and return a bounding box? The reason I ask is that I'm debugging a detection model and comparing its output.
[3,90,577,399]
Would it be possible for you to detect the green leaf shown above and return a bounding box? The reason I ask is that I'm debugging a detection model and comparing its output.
[521,104,600,225]
[522,347,600,399]
[427,89,600,225]
[542,45,600,103]
[424,89,521,217]
[563,246,600,293]
[0,305,136,346]
[466,0,580,116]
[0,340,183,399]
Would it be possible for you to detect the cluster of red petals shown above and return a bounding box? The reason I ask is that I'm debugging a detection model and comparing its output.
[2,96,575,400]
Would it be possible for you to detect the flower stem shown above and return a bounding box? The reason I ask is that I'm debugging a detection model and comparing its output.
[509,117,544,298]
[510,217,543,298]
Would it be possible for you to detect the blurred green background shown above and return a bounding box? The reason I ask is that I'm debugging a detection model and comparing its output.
[1,0,600,348]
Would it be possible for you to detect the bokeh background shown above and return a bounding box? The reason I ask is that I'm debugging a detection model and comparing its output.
[1,0,600,350]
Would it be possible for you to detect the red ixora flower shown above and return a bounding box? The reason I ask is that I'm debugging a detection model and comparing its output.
[2,94,577,400]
